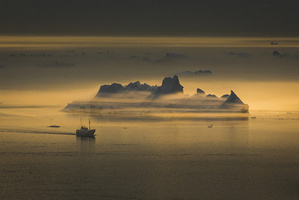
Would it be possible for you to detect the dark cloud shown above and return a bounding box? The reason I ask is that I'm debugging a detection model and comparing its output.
[0,0,298,36]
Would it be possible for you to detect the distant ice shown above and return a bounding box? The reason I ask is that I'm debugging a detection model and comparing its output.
[176,70,212,76]
[227,52,252,57]
[48,125,60,128]
[165,53,189,58]
[39,61,75,68]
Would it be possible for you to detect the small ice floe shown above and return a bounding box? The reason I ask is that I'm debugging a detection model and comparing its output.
[271,41,279,45]
[208,124,213,128]
[48,125,60,128]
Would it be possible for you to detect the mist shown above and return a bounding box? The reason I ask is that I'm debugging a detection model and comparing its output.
[0,36,298,111]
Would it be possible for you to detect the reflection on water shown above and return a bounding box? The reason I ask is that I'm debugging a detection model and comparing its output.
[76,136,95,153]
[0,107,298,200]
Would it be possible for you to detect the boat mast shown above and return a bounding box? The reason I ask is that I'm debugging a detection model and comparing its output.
[89,118,91,129]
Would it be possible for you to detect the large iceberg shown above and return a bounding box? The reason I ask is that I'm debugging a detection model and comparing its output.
[63,76,249,114]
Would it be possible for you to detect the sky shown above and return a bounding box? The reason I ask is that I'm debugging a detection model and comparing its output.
[0,0,298,37]
[0,1,298,111]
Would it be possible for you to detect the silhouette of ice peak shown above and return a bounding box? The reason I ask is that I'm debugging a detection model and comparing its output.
[224,90,244,104]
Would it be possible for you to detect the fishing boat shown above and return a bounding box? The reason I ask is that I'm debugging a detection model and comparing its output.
[76,119,96,137]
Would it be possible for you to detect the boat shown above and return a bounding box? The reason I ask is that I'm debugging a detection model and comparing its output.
[76,119,96,137]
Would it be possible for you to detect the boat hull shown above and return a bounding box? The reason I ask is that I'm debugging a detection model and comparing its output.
[76,129,95,137]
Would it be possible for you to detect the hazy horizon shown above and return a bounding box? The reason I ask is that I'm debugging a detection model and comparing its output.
[0,36,299,111]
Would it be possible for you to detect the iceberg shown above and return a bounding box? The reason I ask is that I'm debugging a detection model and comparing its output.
[63,76,249,114]
[151,75,183,96]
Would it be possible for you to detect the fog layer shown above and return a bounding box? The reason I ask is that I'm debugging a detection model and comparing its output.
[0,36,298,111]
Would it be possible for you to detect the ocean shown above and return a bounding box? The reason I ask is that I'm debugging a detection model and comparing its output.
[0,106,298,199]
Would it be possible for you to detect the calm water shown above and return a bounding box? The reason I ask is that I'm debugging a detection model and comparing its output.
[0,107,298,200]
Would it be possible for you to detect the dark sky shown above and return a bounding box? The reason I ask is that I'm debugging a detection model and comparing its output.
[0,0,298,36]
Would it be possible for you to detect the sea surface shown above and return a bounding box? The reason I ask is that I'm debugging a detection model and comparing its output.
[0,106,298,200]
